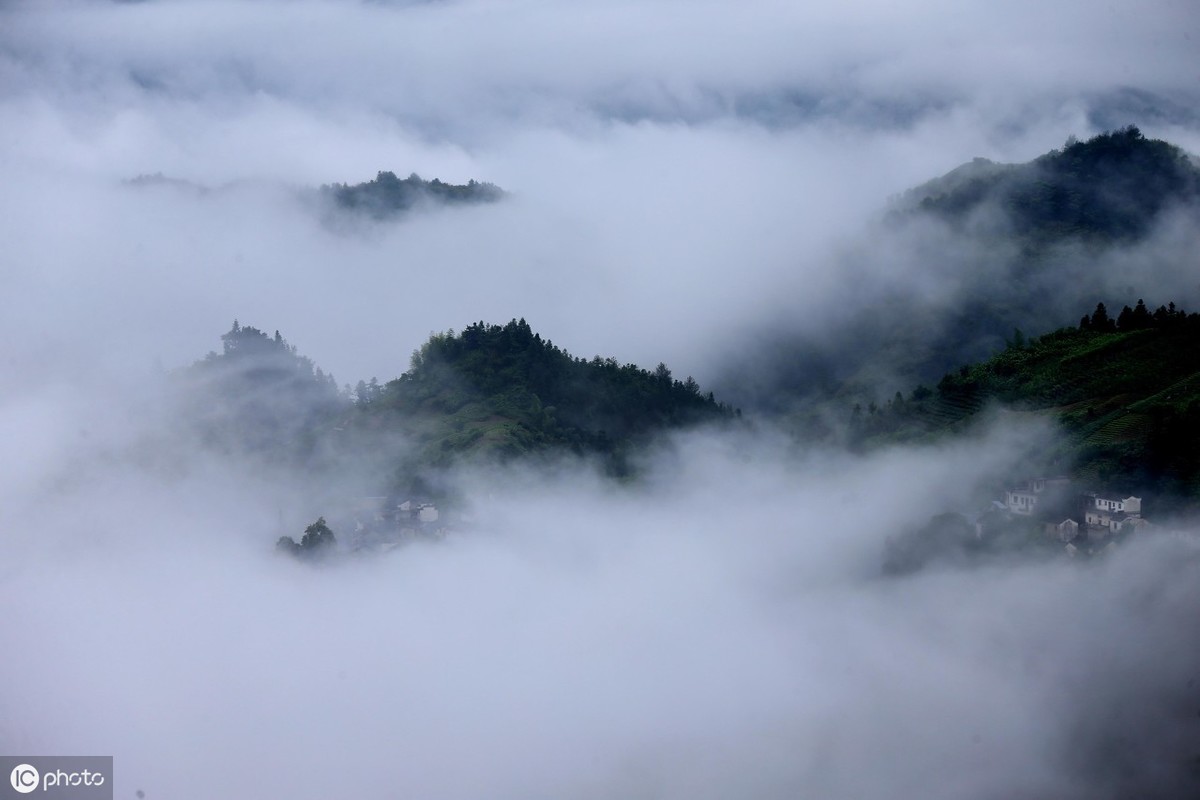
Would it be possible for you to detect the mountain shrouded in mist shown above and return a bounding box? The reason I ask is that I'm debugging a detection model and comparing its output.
[170,130,1200,508]
[894,125,1200,241]
[719,128,1200,419]
[125,169,506,223]
[323,170,504,219]
[850,298,1200,507]
[354,318,732,472]
[177,317,733,497]
[177,321,343,463]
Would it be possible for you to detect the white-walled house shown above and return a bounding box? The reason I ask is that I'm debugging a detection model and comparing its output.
[999,478,1154,545]
[1089,494,1142,516]
[1085,508,1149,535]
[1082,492,1147,538]
[1004,476,1071,516]
[1085,508,1120,531]
[1005,487,1040,515]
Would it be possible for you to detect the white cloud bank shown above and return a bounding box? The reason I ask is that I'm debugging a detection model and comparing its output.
[2,418,1199,799]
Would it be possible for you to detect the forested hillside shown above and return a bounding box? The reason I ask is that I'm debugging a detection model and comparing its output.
[897,126,1200,241]
[851,300,1200,506]
[175,130,1200,506]
[177,318,733,495]
[736,127,1200,422]
[346,319,734,487]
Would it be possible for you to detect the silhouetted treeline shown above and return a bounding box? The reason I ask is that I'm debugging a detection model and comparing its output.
[1078,298,1190,333]
[276,516,338,560]
[323,171,504,218]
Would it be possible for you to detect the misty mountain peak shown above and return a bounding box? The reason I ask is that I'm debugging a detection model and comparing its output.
[893,126,1200,241]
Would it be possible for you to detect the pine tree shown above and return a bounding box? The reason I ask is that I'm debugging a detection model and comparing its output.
[1091,303,1115,332]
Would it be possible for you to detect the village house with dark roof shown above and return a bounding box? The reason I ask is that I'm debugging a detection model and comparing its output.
[998,478,1151,552]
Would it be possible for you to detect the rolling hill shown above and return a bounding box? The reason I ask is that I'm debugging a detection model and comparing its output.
[177,318,734,497]
[853,301,1200,507]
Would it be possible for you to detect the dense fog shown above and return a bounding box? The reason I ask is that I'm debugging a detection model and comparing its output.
[2,2,1199,798]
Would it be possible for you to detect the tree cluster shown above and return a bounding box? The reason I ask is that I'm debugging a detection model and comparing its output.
[359,318,736,476]
[1079,299,1188,333]
[323,171,504,219]
[276,517,338,560]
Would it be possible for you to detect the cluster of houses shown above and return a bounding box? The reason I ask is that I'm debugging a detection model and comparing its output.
[998,476,1151,554]
[341,496,446,553]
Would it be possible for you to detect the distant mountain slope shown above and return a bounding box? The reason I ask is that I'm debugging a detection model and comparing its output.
[854,301,1200,506]
[124,170,505,221]
[175,322,345,463]
[321,171,504,219]
[724,127,1200,418]
[894,126,1200,241]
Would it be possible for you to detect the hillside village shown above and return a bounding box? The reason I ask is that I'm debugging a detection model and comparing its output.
[883,475,1163,574]
[276,497,450,560]
[994,476,1151,556]
[340,497,449,553]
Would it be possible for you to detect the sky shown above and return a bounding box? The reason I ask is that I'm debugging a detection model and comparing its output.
[2,0,1198,388]
[2,1,1200,798]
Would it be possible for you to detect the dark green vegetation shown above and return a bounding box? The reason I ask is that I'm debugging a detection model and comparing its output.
[345,319,734,490]
[276,517,338,560]
[322,170,504,219]
[896,125,1200,241]
[179,318,732,497]
[854,301,1200,506]
[176,128,1200,515]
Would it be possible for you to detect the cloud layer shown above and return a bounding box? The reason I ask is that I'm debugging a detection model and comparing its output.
[3,0,1198,387]
[3,420,1200,799]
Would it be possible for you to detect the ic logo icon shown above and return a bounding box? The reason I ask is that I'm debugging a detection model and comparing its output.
[10,764,39,794]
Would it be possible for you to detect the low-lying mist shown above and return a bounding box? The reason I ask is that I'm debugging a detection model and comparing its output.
[2,396,1198,799]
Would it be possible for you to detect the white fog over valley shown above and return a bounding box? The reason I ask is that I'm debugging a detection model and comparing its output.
[2,2,1199,798]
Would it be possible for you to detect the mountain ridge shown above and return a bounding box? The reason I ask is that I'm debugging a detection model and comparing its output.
[175,317,734,498]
